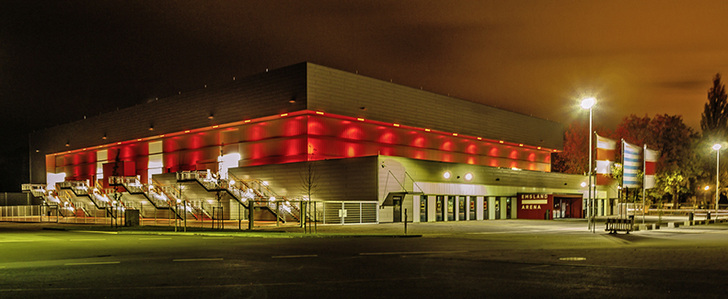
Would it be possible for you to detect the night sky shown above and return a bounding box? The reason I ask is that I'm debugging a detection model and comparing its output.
[2,1,728,190]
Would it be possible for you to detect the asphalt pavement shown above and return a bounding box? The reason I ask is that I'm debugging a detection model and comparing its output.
[3,217,728,298]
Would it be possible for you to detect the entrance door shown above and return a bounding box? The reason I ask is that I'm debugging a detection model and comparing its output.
[420,195,428,222]
[458,196,466,220]
[506,197,512,219]
[494,198,501,220]
[469,197,476,220]
[393,196,402,222]
[483,197,489,220]
[436,195,444,221]
[447,196,455,221]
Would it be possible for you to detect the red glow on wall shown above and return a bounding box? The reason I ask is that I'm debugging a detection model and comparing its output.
[49,111,554,178]
[413,150,424,159]
[164,138,180,153]
[283,117,305,137]
[251,123,267,141]
[284,138,304,156]
[379,131,395,144]
[509,161,518,168]
[441,140,452,151]
[345,143,360,157]
[190,134,205,149]
[250,143,264,160]
[342,124,364,140]
[412,135,425,148]
[308,118,325,135]
[189,150,203,169]
[307,142,316,155]
[164,154,178,173]
[466,144,477,154]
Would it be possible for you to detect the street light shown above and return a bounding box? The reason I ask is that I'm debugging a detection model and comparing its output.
[713,143,722,218]
[581,97,596,231]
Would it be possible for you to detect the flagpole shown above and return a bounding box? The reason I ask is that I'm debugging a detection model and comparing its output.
[581,97,596,232]
[643,144,646,225]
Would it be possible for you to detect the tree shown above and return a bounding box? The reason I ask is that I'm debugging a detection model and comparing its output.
[612,114,701,207]
[552,122,588,174]
[299,146,319,232]
[646,114,700,207]
[615,115,651,146]
[700,73,728,141]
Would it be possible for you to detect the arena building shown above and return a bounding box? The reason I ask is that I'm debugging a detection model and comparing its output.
[26,62,613,225]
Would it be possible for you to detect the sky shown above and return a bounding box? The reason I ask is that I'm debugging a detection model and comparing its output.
[2,0,728,190]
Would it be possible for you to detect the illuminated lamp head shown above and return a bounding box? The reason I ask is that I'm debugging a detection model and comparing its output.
[464,173,473,181]
[443,171,451,179]
[581,97,596,110]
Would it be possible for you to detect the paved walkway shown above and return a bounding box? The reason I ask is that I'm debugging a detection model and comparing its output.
[3,214,727,238]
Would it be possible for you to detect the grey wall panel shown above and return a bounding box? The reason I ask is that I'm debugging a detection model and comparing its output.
[306,63,563,150]
[229,156,378,201]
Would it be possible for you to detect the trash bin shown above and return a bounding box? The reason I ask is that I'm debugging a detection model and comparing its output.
[707,211,711,220]
[689,212,694,222]
[545,209,550,220]
[125,209,140,227]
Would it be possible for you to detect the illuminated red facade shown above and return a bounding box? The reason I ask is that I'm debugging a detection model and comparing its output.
[47,110,554,185]
[31,62,597,222]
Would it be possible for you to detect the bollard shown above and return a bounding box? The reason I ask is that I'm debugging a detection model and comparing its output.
[707,211,711,220]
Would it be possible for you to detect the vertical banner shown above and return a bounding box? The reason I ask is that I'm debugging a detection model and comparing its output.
[644,146,659,189]
[622,140,642,188]
[595,134,616,185]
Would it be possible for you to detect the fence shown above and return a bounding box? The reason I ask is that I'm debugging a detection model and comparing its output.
[0,200,381,227]
[316,201,378,225]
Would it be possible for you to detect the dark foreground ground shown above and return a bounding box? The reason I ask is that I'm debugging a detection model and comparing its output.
[1,219,727,298]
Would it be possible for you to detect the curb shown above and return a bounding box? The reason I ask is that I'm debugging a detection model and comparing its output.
[51,227,423,239]
[630,218,728,232]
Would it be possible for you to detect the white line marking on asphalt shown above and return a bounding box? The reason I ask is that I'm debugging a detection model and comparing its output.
[559,257,587,261]
[359,250,467,256]
[0,240,38,243]
[271,254,318,259]
[65,261,120,266]
[139,237,173,240]
[77,231,118,235]
[173,258,224,262]
[467,230,544,234]
[202,237,233,239]
[70,238,106,241]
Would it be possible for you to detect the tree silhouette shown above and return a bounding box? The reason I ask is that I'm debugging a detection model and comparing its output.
[700,73,728,140]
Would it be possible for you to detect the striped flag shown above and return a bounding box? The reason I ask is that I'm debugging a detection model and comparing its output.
[622,140,642,188]
[596,134,616,185]
[644,146,659,189]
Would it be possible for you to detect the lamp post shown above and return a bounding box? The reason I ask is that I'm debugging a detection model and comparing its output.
[713,143,722,219]
[581,97,596,231]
